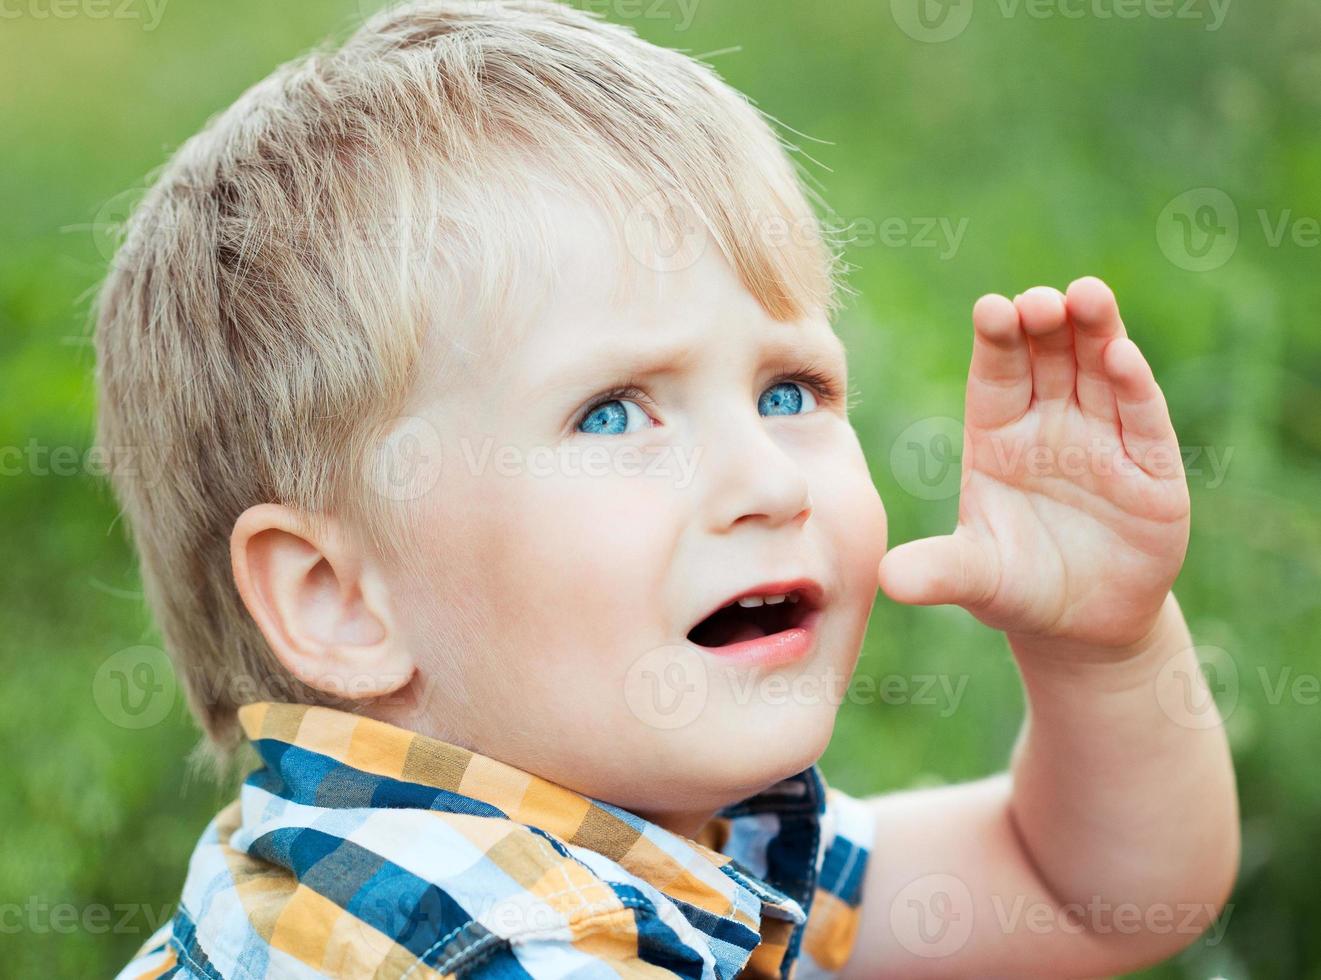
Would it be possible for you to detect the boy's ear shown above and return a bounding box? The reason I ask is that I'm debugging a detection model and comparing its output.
[229,503,414,700]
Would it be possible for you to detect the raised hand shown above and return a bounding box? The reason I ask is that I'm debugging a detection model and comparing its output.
[878,277,1190,655]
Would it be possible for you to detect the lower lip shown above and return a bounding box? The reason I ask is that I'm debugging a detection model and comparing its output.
[695,608,822,668]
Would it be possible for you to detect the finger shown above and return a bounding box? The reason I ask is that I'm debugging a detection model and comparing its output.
[967,293,1031,429]
[1015,287,1075,404]
[1104,338,1180,479]
[1066,276,1126,423]
[878,532,998,609]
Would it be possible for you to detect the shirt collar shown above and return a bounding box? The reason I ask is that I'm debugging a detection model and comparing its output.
[237,702,828,947]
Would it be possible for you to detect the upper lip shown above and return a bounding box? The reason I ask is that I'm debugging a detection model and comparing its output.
[688,577,826,632]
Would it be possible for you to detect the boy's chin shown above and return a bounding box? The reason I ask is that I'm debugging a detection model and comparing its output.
[641,700,841,805]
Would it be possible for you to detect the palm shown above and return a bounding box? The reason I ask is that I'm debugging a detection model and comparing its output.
[880,278,1190,650]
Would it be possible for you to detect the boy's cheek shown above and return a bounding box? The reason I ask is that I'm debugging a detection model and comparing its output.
[848,492,888,598]
[814,457,888,568]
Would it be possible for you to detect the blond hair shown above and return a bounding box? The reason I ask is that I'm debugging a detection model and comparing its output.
[93,0,846,758]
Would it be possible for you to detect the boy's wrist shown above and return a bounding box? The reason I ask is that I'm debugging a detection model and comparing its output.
[1005,592,1188,693]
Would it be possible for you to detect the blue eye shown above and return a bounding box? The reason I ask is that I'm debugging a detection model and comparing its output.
[759,381,819,417]
[576,373,833,436]
[577,397,651,436]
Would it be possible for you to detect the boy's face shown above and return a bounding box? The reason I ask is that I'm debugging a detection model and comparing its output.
[386,190,887,832]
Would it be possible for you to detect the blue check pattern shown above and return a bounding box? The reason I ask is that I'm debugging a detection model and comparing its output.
[116,702,873,979]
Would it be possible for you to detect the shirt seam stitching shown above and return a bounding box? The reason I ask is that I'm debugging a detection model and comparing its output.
[420,895,658,976]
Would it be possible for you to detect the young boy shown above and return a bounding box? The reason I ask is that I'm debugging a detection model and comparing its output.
[98,1,1238,977]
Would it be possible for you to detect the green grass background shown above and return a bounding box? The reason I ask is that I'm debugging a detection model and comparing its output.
[2,0,1319,976]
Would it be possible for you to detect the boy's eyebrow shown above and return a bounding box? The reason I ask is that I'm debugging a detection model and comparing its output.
[532,331,846,396]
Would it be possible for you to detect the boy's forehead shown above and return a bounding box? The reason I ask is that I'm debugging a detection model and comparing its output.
[536,184,720,318]
[516,205,838,383]
[417,180,841,398]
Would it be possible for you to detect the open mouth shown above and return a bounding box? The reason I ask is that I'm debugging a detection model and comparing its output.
[686,586,822,649]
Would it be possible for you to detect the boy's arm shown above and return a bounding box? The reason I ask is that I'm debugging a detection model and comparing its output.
[844,279,1239,978]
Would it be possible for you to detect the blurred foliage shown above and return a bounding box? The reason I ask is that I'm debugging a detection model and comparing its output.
[2,0,1319,976]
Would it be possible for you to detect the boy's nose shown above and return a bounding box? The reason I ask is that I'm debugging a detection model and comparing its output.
[697,413,813,534]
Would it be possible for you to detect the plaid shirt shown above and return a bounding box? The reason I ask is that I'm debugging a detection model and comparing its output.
[117,702,874,979]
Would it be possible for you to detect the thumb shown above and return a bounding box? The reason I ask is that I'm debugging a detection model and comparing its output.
[878,532,998,608]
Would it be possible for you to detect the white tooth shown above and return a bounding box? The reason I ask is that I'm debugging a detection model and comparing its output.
[788,594,800,603]
[763,593,788,605]
[737,596,765,608]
